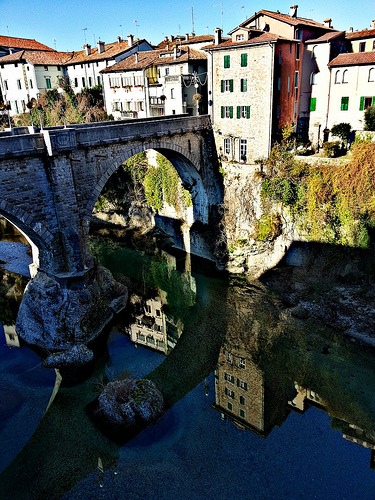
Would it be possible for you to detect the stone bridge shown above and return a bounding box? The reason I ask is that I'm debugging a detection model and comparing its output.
[0,115,222,355]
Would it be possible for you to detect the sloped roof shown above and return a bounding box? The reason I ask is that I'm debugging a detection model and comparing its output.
[346,28,375,40]
[329,51,375,67]
[156,34,215,49]
[101,46,206,73]
[203,32,288,50]
[305,31,345,44]
[0,35,54,51]
[0,49,71,65]
[237,9,336,30]
[65,39,149,65]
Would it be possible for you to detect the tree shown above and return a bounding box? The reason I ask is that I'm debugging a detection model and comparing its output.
[330,122,352,148]
[364,105,375,131]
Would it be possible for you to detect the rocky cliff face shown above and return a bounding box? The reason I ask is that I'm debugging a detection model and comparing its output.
[220,163,298,277]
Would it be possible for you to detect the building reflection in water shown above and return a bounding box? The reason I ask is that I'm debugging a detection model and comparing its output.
[3,324,20,348]
[126,250,195,355]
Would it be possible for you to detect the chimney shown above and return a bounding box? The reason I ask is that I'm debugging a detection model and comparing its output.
[117,36,123,43]
[127,34,134,47]
[371,20,375,29]
[289,5,298,17]
[323,18,332,28]
[174,46,178,59]
[84,44,91,56]
[185,33,189,40]
[97,40,105,54]
[214,27,222,45]
[134,52,138,63]
[348,27,354,32]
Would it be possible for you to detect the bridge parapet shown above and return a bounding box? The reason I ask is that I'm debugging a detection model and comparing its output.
[0,133,45,159]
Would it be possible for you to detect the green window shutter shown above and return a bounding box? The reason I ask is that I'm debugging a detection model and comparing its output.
[372,96,375,105]
[237,106,241,119]
[241,78,247,92]
[246,106,251,119]
[341,97,349,111]
[230,79,233,92]
[221,80,224,92]
[224,55,230,68]
[359,96,365,110]
[241,53,248,67]
[229,106,233,118]
[221,106,225,118]
[310,97,316,111]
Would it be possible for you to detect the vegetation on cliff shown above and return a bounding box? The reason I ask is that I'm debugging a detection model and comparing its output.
[260,139,375,248]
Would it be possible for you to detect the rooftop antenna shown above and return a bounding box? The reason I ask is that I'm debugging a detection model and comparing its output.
[120,24,123,38]
[191,7,195,33]
[133,19,140,37]
[93,33,96,44]
[82,27,87,44]
[53,38,56,50]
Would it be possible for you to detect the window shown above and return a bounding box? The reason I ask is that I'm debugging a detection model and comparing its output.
[335,70,341,84]
[224,138,231,155]
[237,378,248,390]
[342,69,348,83]
[44,65,48,71]
[45,77,52,89]
[29,79,33,89]
[294,71,299,88]
[225,373,235,384]
[310,72,317,85]
[238,357,246,368]
[236,105,250,119]
[74,78,78,87]
[17,79,21,89]
[224,55,230,68]
[225,387,235,399]
[277,77,281,90]
[165,67,169,75]
[221,79,233,92]
[221,106,233,118]
[241,53,247,67]
[239,409,245,418]
[97,76,101,85]
[171,88,175,99]
[57,65,61,71]
[227,402,233,411]
[240,78,247,92]
[226,351,233,363]
[239,139,247,161]
[368,68,375,82]
[236,34,244,41]
[21,100,26,112]
[359,41,366,52]
[296,43,300,60]
[239,395,245,405]
[88,76,92,87]
[82,77,86,87]
[310,97,316,111]
[359,96,374,110]
[340,96,349,111]
[295,28,303,40]
[287,76,290,93]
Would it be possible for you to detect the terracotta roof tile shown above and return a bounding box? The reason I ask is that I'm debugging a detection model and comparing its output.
[346,28,375,40]
[101,46,206,73]
[0,35,54,51]
[203,32,286,50]
[65,39,149,65]
[306,31,345,44]
[240,9,336,30]
[156,34,215,49]
[0,50,71,65]
[329,52,375,66]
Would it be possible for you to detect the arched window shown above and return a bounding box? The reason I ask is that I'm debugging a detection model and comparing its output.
[334,70,341,84]
[311,45,317,59]
[310,72,317,85]
[342,69,348,83]
[369,68,375,82]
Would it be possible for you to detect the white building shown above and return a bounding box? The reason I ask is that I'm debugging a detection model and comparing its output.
[0,50,68,115]
[101,46,207,120]
[64,35,153,93]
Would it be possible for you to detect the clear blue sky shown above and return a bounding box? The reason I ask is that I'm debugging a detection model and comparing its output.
[2,0,374,52]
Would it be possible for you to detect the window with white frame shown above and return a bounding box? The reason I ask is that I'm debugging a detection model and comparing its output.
[369,68,375,82]
[238,357,246,368]
[225,387,235,399]
[45,77,52,89]
[342,69,348,83]
[334,70,341,84]
[224,137,231,155]
[17,79,21,89]
[239,139,247,161]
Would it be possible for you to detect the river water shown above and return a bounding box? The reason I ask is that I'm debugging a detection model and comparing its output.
[1,237,375,499]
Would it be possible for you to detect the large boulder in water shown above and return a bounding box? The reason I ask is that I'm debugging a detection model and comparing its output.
[97,378,164,428]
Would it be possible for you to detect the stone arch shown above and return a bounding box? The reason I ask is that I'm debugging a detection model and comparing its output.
[0,201,55,276]
[83,139,208,229]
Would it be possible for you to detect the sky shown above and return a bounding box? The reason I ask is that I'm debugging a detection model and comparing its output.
[1,0,374,52]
